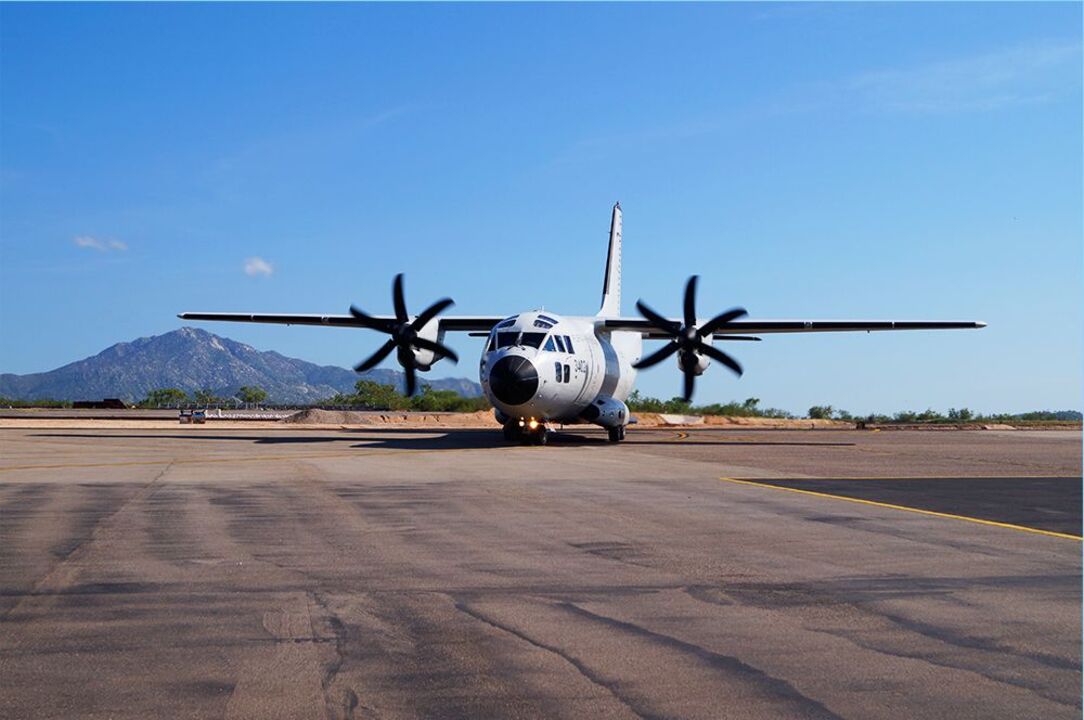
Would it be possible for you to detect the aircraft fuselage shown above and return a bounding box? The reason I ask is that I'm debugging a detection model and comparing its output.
[479,310,640,429]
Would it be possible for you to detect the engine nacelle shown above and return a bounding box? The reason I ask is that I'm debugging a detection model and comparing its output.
[401,318,446,371]
[580,396,629,428]
[677,349,711,376]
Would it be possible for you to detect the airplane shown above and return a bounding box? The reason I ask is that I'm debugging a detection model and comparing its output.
[179,203,985,444]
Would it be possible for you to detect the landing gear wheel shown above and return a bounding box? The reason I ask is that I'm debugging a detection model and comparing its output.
[607,425,626,443]
[536,429,548,446]
[503,421,520,443]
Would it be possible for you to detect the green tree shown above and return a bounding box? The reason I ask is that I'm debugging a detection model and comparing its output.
[351,380,409,410]
[626,390,791,418]
[808,405,834,420]
[235,386,268,406]
[0,397,71,408]
[947,407,973,422]
[662,397,692,414]
[626,390,663,412]
[410,386,446,411]
[323,380,489,412]
[193,388,221,406]
[141,388,189,408]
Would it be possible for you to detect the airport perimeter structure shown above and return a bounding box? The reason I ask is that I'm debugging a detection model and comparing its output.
[1,422,1080,719]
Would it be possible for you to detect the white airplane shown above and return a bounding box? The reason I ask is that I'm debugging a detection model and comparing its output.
[180,204,985,444]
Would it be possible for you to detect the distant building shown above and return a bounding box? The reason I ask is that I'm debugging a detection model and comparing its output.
[72,398,129,409]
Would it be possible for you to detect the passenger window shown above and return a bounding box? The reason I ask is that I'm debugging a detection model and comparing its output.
[564,336,575,354]
[554,362,562,382]
[554,336,566,353]
[497,331,519,348]
[543,337,556,352]
[563,364,570,383]
[521,332,545,349]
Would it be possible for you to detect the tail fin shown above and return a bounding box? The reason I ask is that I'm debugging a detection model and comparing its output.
[597,202,622,317]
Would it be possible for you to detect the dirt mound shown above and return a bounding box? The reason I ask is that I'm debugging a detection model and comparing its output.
[282,408,366,425]
[633,413,852,429]
[703,415,852,429]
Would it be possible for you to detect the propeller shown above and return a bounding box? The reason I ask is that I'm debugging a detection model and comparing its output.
[632,275,748,402]
[349,274,458,396]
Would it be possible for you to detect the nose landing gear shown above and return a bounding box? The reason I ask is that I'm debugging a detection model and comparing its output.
[607,425,627,443]
[503,418,549,446]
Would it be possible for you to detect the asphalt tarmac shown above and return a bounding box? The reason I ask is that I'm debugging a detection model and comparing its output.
[1,425,1080,719]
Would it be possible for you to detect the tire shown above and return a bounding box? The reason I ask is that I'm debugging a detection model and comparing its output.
[608,426,623,443]
[536,430,548,446]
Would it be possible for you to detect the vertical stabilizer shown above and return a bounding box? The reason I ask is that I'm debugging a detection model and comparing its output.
[597,202,622,317]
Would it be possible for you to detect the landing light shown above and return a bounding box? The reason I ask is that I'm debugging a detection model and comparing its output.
[528,419,540,430]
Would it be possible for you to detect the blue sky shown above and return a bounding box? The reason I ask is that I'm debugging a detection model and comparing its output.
[1,2,1080,414]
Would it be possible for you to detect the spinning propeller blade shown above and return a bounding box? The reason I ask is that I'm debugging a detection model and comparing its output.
[350,274,458,395]
[633,275,746,402]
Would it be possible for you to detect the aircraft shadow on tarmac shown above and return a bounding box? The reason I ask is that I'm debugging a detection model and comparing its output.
[32,430,585,450]
[32,430,856,451]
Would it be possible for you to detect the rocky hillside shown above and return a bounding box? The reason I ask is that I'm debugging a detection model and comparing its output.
[0,327,482,403]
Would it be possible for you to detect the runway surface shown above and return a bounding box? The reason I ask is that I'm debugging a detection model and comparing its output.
[1,426,1080,719]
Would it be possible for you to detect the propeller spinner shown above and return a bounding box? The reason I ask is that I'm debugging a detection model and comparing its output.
[632,275,747,402]
[349,274,459,396]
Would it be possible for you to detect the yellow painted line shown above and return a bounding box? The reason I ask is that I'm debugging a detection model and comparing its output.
[674,431,689,440]
[728,475,1070,481]
[718,476,1082,542]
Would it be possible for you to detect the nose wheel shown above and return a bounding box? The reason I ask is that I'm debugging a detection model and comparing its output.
[503,419,549,446]
[607,425,626,443]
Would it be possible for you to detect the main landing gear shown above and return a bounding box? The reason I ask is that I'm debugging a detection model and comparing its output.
[607,425,626,443]
[503,418,549,446]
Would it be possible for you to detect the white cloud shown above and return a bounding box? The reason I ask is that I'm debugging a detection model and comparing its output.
[74,236,127,252]
[850,40,1081,114]
[243,256,274,277]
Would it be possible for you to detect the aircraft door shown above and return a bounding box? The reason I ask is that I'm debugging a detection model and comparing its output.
[574,333,605,408]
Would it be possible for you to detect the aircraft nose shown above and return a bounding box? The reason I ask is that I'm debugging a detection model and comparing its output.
[489,355,539,406]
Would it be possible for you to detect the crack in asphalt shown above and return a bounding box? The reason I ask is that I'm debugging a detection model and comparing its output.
[455,600,656,720]
[1,462,175,622]
[557,602,846,720]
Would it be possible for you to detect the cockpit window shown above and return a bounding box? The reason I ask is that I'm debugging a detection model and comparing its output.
[538,314,558,324]
[496,318,517,329]
[496,331,519,348]
[521,332,545,349]
[543,337,556,352]
[533,319,553,329]
[564,336,575,354]
[554,335,567,353]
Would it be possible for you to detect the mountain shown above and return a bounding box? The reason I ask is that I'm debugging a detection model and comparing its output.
[0,327,483,403]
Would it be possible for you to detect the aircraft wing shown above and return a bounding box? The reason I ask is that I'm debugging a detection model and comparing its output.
[177,312,504,333]
[601,318,987,340]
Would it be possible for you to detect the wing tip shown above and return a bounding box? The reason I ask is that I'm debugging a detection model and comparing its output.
[975,321,987,329]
